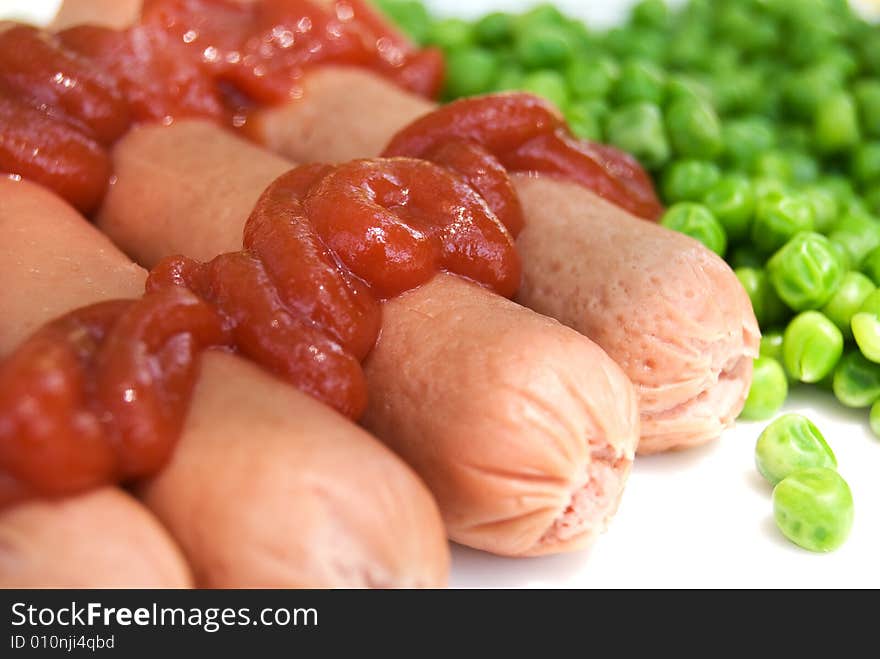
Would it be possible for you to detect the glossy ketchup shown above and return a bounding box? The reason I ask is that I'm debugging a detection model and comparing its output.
[0,1,443,213]
[384,94,664,221]
[0,157,518,508]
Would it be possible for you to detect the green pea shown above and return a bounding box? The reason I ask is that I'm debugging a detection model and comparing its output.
[782,311,844,383]
[723,117,776,169]
[612,59,666,106]
[870,399,880,438]
[828,213,880,267]
[564,102,603,141]
[514,24,574,69]
[443,48,498,98]
[773,467,853,552]
[604,27,666,62]
[817,175,858,208]
[821,272,876,340]
[833,350,880,408]
[735,268,787,328]
[473,12,513,46]
[760,330,785,363]
[755,414,836,485]
[862,245,880,286]
[802,186,839,235]
[425,18,473,51]
[492,67,525,93]
[741,356,789,421]
[516,3,567,28]
[565,56,618,100]
[751,150,794,184]
[520,70,569,110]
[604,102,670,170]
[814,91,861,154]
[852,289,880,362]
[729,245,764,270]
[782,65,841,120]
[854,80,880,139]
[665,96,723,160]
[373,0,430,43]
[751,178,790,204]
[665,73,712,106]
[751,195,815,255]
[703,176,755,242]
[660,202,727,256]
[852,142,880,186]
[631,0,669,27]
[661,159,721,203]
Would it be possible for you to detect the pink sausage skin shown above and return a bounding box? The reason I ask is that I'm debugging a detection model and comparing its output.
[513,176,759,453]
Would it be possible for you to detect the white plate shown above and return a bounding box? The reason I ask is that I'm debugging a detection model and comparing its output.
[3,0,878,588]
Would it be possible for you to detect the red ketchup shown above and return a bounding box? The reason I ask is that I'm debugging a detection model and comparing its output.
[384,94,664,221]
[0,158,518,508]
[0,1,443,213]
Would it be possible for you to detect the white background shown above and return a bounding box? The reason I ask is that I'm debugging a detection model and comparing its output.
[2,0,879,588]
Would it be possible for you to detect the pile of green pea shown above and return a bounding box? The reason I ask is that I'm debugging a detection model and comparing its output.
[376,0,880,428]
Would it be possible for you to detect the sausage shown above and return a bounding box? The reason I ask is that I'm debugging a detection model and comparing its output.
[51,0,142,30]
[512,176,759,453]
[248,77,760,453]
[0,488,192,588]
[0,176,449,586]
[94,120,640,556]
[0,176,192,588]
[363,274,638,555]
[98,120,291,264]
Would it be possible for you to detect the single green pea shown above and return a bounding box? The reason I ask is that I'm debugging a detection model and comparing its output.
[755,414,836,485]
[443,48,498,99]
[631,0,669,27]
[833,350,880,408]
[751,178,790,204]
[751,195,815,255]
[722,117,776,170]
[565,56,618,100]
[665,96,723,160]
[520,70,569,110]
[814,91,861,154]
[870,399,880,438]
[802,186,839,235]
[564,102,603,141]
[817,175,858,208]
[782,311,844,383]
[741,357,789,421]
[514,24,574,69]
[665,74,712,106]
[854,80,880,139]
[603,26,666,62]
[516,3,567,28]
[612,59,666,107]
[773,467,853,552]
[604,102,670,170]
[782,65,841,120]
[852,142,880,186]
[661,159,721,203]
[729,245,764,270]
[735,268,787,328]
[660,203,727,256]
[666,25,709,69]
[769,233,845,314]
[710,68,763,115]
[828,213,880,267]
[760,330,785,362]
[862,245,880,286]
[851,289,880,362]
[821,272,876,340]
[492,67,525,93]
[751,150,794,184]
[473,12,513,46]
[703,175,755,242]
[425,18,473,51]
[373,0,430,43]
